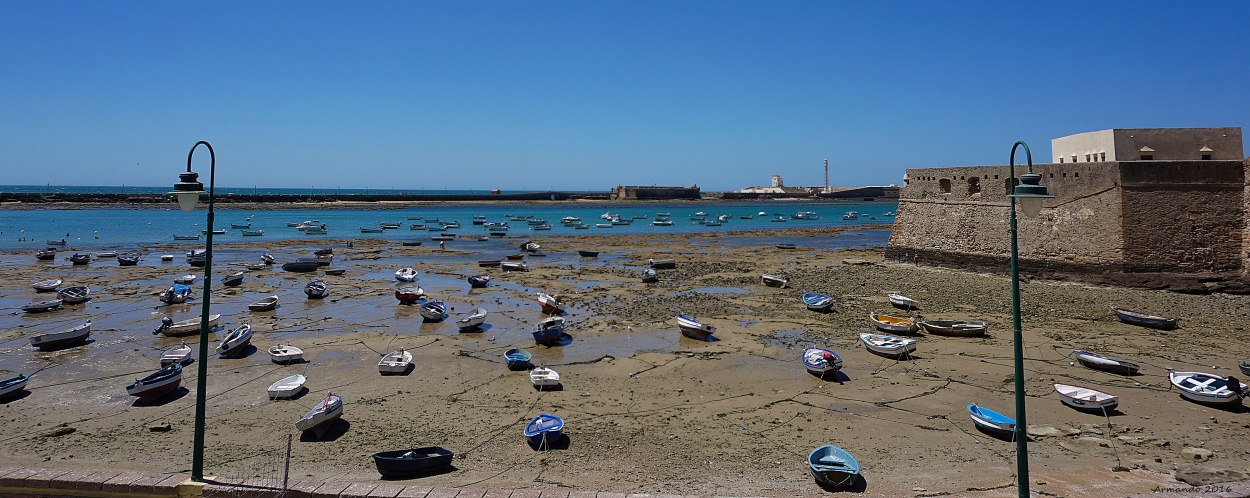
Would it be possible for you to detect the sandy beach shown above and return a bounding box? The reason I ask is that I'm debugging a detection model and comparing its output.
[2,227,1249,497]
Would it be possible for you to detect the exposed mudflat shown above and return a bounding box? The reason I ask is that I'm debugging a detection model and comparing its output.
[1,228,1247,497]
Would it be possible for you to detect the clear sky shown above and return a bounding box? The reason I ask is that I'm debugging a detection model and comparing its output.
[2,1,1247,191]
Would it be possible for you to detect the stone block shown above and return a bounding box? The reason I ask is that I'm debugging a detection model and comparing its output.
[1182,447,1214,462]
[313,481,352,497]
[394,485,433,498]
[566,491,598,498]
[368,483,406,497]
[24,468,72,488]
[282,480,326,498]
[101,471,148,493]
[509,489,543,498]
[425,487,462,498]
[482,489,513,498]
[537,490,570,498]
[456,489,486,498]
[340,482,379,498]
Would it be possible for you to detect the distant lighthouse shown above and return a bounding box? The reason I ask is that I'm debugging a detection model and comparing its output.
[824,158,829,193]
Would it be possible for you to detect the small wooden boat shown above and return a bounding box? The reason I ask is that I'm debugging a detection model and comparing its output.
[126,363,183,402]
[379,349,413,374]
[372,447,455,478]
[268,344,304,364]
[578,250,599,258]
[802,292,834,313]
[501,261,528,272]
[640,268,659,283]
[1072,349,1140,375]
[533,316,566,344]
[523,413,564,445]
[648,258,676,269]
[173,274,197,284]
[801,348,842,376]
[69,253,91,265]
[431,235,455,241]
[313,248,333,256]
[467,274,490,288]
[296,391,343,434]
[160,254,175,261]
[36,249,57,261]
[395,267,418,282]
[57,286,90,304]
[918,319,987,337]
[419,301,446,321]
[379,222,401,230]
[200,228,226,235]
[1053,382,1119,412]
[304,280,329,299]
[153,314,220,337]
[676,313,715,341]
[186,249,207,266]
[537,292,564,314]
[117,253,141,265]
[395,285,425,304]
[401,241,423,246]
[23,299,63,313]
[322,268,346,276]
[220,271,244,287]
[477,259,501,268]
[1169,371,1247,405]
[173,234,201,241]
[160,343,194,366]
[761,273,789,288]
[159,284,193,304]
[456,307,487,331]
[0,374,30,399]
[967,404,1015,434]
[506,253,526,260]
[530,367,560,388]
[268,374,306,400]
[775,243,797,250]
[887,293,918,310]
[807,444,860,488]
[860,332,917,359]
[504,349,532,369]
[30,321,91,349]
[215,324,253,357]
[869,312,918,334]
[241,229,264,236]
[46,238,67,246]
[32,278,62,292]
[282,261,321,273]
[1109,306,1179,330]
[248,295,279,312]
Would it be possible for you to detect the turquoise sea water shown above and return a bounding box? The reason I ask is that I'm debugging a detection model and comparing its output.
[0,199,896,251]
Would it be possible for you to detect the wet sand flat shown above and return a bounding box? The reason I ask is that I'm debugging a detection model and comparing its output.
[0,227,1247,497]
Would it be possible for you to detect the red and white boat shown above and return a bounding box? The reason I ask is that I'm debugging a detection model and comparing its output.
[537,292,564,315]
[395,285,425,304]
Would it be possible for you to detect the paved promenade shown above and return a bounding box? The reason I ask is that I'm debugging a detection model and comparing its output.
[3,465,1250,498]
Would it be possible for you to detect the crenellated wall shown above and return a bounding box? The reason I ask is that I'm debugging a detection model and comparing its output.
[886,159,1248,293]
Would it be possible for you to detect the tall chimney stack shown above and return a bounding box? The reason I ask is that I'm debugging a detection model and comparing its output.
[824,158,829,193]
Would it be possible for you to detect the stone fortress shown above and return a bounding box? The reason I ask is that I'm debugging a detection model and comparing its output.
[885,127,1250,293]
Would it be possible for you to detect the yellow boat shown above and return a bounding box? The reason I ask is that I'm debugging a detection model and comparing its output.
[868,311,918,334]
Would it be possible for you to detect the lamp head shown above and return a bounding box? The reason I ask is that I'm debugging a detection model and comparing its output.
[169,171,204,212]
[1009,173,1053,217]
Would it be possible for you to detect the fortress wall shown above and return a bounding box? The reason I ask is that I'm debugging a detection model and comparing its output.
[1118,160,1245,273]
[887,160,1249,292]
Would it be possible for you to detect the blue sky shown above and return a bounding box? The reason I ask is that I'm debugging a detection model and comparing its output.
[2,1,1247,191]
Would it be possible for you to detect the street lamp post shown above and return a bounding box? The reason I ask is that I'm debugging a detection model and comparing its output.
[168,141,216,482]
[1006,141,1052,498]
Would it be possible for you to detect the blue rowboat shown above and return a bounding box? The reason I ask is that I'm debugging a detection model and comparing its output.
[802,292,834,312]
[967,404,1016,434]
[807,444,860,487]
[523,413,564,445]
[504,349,532,369]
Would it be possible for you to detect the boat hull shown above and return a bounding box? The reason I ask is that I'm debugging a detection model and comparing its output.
[1073,350,1140,375]
[372,447,455,478]
[1053,382,1119,411]
[1110,306,1179,330]
[808,444,860,488]
[126,365,183,402]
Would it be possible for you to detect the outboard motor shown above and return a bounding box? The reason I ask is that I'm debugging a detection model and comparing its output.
[153,316,173,335]
[1227,376,1244,398]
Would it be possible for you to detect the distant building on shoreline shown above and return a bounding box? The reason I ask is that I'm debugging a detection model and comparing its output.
[886,127,1250,293]
[722,174,899,200]
[609,185,701,200]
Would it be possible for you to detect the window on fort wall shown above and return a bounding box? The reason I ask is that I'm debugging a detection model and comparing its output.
[1004,178,1018,195]
[1141,154,1153,160]
[1100,152,1106,161]
[939,179,952,194]
[1202,154,1212,160]
[967,177,981,195]
[1059,157,1064,163]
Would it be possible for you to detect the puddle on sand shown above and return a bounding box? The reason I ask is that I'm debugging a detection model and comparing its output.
[677,286,749,296]
[761,328,808,348]
[827,403,879,414]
